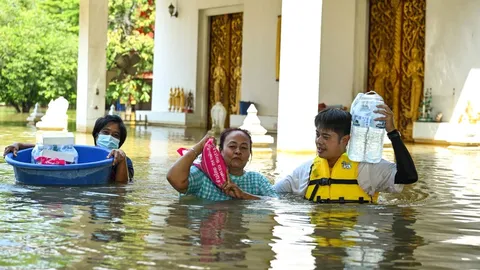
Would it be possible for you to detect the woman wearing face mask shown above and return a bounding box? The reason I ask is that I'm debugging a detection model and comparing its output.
[167,128,277,201]
[3,115,133,183]
[92,115,134,183]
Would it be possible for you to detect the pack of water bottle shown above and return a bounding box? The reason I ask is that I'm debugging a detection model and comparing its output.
[31,132,79,165]
[347,91,386,163]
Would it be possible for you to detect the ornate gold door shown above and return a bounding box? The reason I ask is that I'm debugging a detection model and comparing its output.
[207,13,243,128]
[367,0,426,141]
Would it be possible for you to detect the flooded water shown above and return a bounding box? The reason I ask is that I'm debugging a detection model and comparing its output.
[1,109,480,269]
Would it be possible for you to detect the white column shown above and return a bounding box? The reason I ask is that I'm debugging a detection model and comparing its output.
[319,0,356,107]
[277,0,323,152]
[353,0,369,97]
[76,0,108,133]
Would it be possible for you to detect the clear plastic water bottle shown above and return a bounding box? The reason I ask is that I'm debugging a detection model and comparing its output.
[348,100,371,162]
[31,143,44,163]
[347,91,386,163]
[365,100,386,163]
[58,144,79,164]
[31,143,78,164]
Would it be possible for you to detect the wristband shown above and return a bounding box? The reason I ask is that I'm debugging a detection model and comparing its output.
[190,148,200,156]
[387,129,401,139]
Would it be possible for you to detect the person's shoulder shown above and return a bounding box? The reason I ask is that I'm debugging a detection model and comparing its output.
[190,165,202,173]
[359,159,395,169]
[187,166,211,189]
[300,159,314,167]
[378,158,394,164]
[293,158,314,173]
[244,170,263,175]
[278,158,314,181]
[244,171,268,179]
[189,165,208,178]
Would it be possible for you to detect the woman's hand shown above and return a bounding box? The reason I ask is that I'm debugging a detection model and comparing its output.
[3,143,20,157]
[222,181,245,199]
[192,134,215,154]
[167,133,215,194]
[107,149,126,166]
[222,182,260,200]
[221,173,260,200]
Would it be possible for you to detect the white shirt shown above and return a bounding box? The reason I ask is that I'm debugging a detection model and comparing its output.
[273,158,403,196]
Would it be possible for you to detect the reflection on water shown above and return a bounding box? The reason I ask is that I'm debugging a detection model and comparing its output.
[1,114,480,269]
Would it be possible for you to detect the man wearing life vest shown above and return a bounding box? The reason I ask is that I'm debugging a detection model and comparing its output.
[273,106,418,203]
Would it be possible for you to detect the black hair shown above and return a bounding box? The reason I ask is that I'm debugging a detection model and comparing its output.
[218,128,253,154]
[92,115,127,148]
[314,108,352,139]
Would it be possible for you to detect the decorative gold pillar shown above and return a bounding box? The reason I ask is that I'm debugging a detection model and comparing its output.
[391,0,402,129]
[367,0,426,141]
[207,13,243,128]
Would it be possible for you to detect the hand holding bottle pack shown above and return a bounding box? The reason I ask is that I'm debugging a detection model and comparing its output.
[347,91,386,163]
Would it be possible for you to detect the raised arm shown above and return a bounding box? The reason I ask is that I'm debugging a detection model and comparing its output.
[388,130,418,184]
[375,104,418,185]
[166,135,213,193]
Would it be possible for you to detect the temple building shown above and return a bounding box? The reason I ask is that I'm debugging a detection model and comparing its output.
[76,0,480,151]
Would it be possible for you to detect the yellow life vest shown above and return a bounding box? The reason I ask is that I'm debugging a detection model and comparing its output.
[304,153,378,203]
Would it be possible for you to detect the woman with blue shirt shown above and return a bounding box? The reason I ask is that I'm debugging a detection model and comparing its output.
[167,128,277,201]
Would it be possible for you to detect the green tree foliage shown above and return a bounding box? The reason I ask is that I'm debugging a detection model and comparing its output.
[0,0,78,113]
[0,0,155,112]
[37,0,80,34]
[106,0,155,106]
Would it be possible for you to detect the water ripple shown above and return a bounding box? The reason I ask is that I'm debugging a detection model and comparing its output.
[0,126,480,268]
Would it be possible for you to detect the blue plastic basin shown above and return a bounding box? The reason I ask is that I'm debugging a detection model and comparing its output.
[5,145,114,186]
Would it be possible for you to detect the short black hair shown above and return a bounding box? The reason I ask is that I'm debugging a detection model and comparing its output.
[92,115,127,148]
[218,128,253,154]
[314,108,351,138]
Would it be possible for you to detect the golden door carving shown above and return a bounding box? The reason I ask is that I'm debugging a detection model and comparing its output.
[367,0,426,141]
[208,13,243,128]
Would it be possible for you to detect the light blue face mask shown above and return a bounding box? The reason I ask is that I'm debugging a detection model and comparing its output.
[97,134,120,150]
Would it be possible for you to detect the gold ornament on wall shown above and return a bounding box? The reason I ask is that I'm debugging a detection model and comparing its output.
[168,87,174,112]
[367,0,426,141]
[207,13,243,127]
[168,86,189,113]
[231,56,242,114]
[212,56,227,104]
